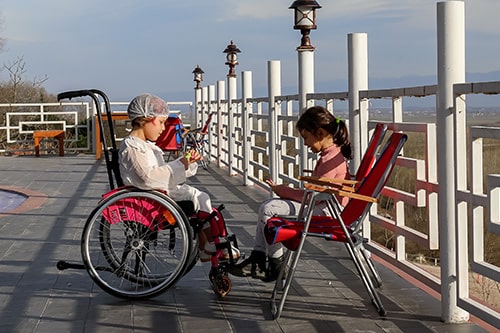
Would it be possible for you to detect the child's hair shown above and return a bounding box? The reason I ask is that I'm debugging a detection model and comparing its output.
[131,116,154,128]
[296,106,352,160]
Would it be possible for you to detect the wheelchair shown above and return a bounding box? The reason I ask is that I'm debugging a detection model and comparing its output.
[56,89,240,298]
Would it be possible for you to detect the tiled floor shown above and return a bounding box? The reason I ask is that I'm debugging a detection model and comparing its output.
[0,155,490,332]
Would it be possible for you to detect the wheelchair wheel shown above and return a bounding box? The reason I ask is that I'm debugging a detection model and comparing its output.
[81,188,195,299]
[209,268,231,298]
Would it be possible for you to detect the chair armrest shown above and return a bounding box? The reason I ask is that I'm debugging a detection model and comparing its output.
[299,175,359,185]
[299,175,359,192]
[181,127,203,139]
[304,183,377,203]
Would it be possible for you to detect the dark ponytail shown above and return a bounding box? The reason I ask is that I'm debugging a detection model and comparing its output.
[333,119,352,160]
[296,106,352,160]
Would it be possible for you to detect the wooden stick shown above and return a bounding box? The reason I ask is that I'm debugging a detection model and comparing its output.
[304,183,378,203]
[298,175,358,192]
[299,175,359,186]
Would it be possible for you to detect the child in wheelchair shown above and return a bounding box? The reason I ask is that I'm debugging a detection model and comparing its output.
[118,93,240,263]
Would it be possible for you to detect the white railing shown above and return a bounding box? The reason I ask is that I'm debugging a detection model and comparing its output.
[194,80,500,328]
[0,102,92,154]
[0,101,192,156]
[454,81,500,325]
[191,22,499,324]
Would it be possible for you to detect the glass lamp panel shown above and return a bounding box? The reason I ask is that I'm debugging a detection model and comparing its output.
[295,7,314,26]
[226,53,237,62]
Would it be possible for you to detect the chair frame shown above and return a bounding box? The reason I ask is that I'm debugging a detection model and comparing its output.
[268,131,407,319]
[181,112,214,170]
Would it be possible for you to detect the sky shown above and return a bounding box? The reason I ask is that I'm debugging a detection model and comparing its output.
[1,0,500,104]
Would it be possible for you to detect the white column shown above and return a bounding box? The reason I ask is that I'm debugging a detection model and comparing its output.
[348,33,370,240]
[348,33,368,173]
[207,85,216,161]
[268,60,281,186]
[216,80,225,168]
[200,86,208,129]
[298,49,315,171]
[436,0,468,323]
[194,87,202,128]
[241,71,253,185]
[227,75,237,175]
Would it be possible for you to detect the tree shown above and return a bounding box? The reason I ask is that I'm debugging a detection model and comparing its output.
[0,55,53,103]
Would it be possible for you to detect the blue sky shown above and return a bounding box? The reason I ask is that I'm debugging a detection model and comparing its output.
[1,0,500,103]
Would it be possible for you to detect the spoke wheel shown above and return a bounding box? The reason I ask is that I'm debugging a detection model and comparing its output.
[82,188,195,299]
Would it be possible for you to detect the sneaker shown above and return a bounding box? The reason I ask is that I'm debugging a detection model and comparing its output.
[261,255,286,282]
[203,241,240,260]
[222,244,241,260]
[228,250,266,278]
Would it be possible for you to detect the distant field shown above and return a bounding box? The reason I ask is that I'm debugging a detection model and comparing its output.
[373,117,500,267]
[367,110,500,126]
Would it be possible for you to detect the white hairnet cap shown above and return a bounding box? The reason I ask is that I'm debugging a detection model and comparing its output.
[127,93,169,120]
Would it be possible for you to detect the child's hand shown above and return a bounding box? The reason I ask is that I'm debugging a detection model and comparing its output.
[185,149,202,163]
[180,150,201,169]
[265,179,275,186]
[266,179,280,194]
[266,179,289,198]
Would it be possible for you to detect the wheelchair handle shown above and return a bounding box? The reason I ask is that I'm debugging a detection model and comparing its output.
[57,89,93,101]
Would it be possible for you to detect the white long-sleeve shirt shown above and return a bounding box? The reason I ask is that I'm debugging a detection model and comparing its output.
[119,136,197,191]
[118,136,210,212]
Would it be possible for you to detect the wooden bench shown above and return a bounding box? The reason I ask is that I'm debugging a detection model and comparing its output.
[34,130,65,157]
[94,112,128,160]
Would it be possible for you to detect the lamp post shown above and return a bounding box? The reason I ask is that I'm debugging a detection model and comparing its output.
[289,0,320,172]
[192,65,204,128]
[223,40,241,175]
[223,40,241,77]
[192,65,204,89]
[289,0,320,107]
[289,0,321,50]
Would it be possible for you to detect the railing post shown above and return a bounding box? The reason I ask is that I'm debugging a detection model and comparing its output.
[242,70,253,185]
[227,75,238,176]
[194,85,202,128]
[207,85,216,161]
[200,86,208,129]
[216,80,226,168]
[436,0,469,323]
[348,32,368,174]
[268,60,281,187]
[298,49,315,172]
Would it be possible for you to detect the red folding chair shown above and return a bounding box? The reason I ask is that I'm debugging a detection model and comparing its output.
[355,123,388,182]
[156,114,185,161]
[265,131,407,319]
